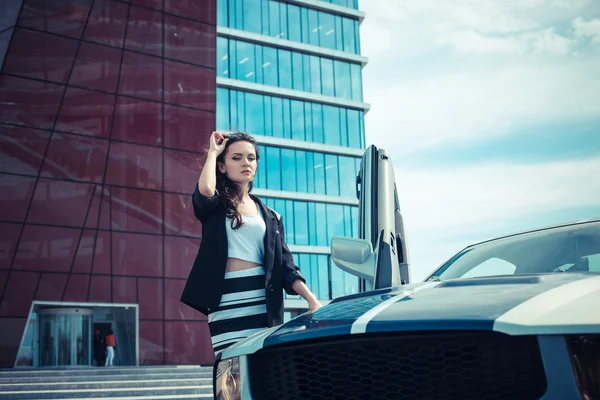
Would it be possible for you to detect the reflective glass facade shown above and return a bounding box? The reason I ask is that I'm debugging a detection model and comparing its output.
[217,0,361,53]
[218,37,363,101]
[217,0,366,308]
[0,0,217,368]
[217,88,365,148]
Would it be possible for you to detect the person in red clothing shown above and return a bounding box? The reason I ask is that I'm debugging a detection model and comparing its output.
[105,329,116,367]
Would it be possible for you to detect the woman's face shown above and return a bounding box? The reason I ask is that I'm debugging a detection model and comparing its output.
[219,141,258,185]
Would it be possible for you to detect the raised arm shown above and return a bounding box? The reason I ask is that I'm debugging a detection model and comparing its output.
[198,131,229,196]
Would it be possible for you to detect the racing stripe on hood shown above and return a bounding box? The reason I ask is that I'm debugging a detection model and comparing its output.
[493,275,600,335]
[351,282,440,334]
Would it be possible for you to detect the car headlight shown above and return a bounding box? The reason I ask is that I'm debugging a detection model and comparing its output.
[215,357,241,400]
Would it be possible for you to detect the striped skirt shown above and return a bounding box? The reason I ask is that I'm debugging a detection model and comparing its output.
[208,266,269,355]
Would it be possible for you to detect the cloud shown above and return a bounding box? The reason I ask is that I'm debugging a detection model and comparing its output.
[395,156,600,279]
[395,156,600,233]
[360,0,593,57]
[365,59,600,155]
[573,17,600,43]
[437,28,574,55]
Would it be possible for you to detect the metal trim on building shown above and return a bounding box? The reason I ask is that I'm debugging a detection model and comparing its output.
[217,77,371,113]
[280,0,365,22]
[287,245,331,254]
[253,134,364,157]
[217,27,368,67]
[252,188,359,206]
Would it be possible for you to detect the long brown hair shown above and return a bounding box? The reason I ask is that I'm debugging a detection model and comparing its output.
[216,132,260,230]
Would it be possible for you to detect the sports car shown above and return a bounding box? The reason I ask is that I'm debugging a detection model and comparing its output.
[213,146,600,400]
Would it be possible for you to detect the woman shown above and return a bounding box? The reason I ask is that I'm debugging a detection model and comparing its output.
[181,131,322,355]
[105,329,116,367]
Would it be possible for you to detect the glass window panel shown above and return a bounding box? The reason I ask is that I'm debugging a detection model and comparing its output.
[255,145,266,187]
[323,105,341,146]
[300,254,311,295]
[343,205,352,236]
[304,102,313,142]
[294,202,309,245]
[327,204,345,240]
[313,152,325,195]
[312,104,324,144]
[325,154,340,196]
[296,150,307,192]
[287,5,301,42]
[265,146,281,190]
[285,200,295,243]
[339,156,356,197]
[309,55,321,95]
[236,91,246,130]
[315,203,327,246]
[236,40,255,82]
[334,60,352,100]
[302,54,311,92]
[306,151,315,193]
[335,16,344,52]
[282,98,292,139]
[351,63,362,101]
[217,37,229,77]
[271,97,283,137]
[263,96,272,136]
[359,111,365,148]
[262,46,278,87]
[355,20,361,54]
[245,92,264,134]
[217,0,228,26]
[260,0,269,35]
[269,1,280,38]
[300,7,310,45]
[228,0,238,28]
[242,0,261,34]
[318,255,330,300]
[331,265,344,299]
[291,52,303,91]
[308,202,317,245]
[343,18,356,53]
[254,45,264,84]
[340,108,348,147]
[229,89,239,128]
[277,49,292,89]
[281,148,296,192]
[321,58,335,97]
[291,100,305,141]
[216,88,230,130]
[345,272,359,296]
[318,12,335,50]
[347,109,360,148]
[351,206,358,237]
[308,9,320,46]
[279,2,288,40]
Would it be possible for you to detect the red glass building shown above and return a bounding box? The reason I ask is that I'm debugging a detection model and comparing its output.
[0,0,217,367]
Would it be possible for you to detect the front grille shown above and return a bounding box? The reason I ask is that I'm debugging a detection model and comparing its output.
[248,332,547,400]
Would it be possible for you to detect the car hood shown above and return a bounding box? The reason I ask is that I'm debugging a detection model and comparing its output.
[221,273,600,358]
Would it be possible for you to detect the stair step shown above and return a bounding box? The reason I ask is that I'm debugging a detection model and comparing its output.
[0,385,213,399]
[0,372,211,384]
[0,378,212,391]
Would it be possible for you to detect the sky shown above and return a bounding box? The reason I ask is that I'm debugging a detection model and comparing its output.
[359,0,600,281]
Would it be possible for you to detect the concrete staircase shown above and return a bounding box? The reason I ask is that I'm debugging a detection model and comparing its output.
[0,365,213,399]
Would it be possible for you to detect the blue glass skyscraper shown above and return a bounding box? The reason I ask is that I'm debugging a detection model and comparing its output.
[215,0,369,318]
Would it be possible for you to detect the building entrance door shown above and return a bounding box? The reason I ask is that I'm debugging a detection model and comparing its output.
[38,308,92,367]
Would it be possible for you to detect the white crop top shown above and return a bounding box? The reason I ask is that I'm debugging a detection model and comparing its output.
[225,206,266,265]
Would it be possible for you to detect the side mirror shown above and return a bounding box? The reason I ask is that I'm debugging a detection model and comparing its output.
[331,237,376,283]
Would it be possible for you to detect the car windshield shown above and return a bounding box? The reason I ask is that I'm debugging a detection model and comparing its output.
[429,221,600,281]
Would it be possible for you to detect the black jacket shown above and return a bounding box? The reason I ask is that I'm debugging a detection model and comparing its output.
[180,185,306,327]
